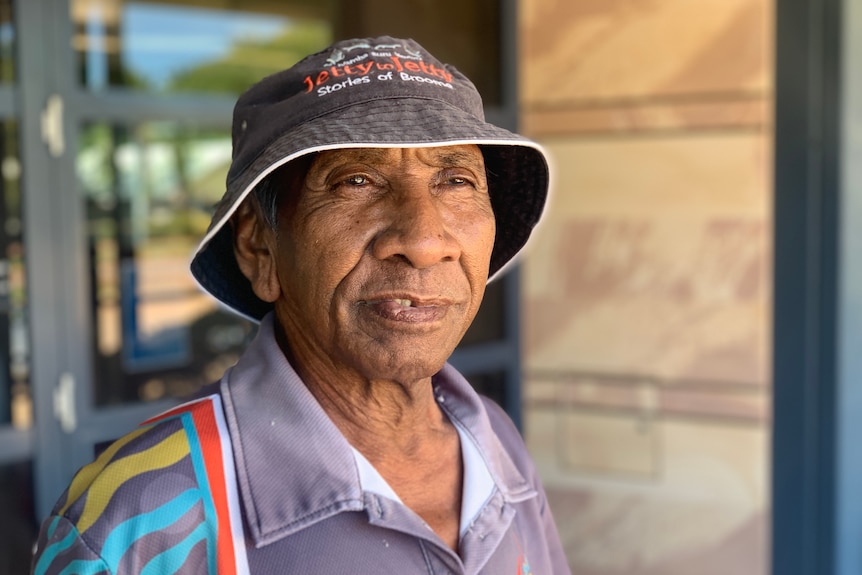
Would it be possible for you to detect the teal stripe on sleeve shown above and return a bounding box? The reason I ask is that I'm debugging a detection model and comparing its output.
[33,523,79,575]
[140,522,209,575]
[100,489,202,572]
[46,516,61,539]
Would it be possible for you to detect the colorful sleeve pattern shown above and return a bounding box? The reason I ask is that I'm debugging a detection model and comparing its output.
[32,395,249,575]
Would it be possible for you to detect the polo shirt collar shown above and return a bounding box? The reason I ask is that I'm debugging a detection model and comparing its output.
[220,313,534,548]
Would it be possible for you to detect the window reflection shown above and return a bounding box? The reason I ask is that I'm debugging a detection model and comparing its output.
[70,0,501,103]
[79,122,254,405]
[72,0,333,94]
[0,120,30,429]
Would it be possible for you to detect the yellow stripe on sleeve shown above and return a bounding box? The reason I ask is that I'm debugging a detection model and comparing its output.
[58,426,151,516]
[77,429,192,534]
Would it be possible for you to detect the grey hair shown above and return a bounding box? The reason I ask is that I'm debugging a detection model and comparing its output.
[248,152,317,231]
[252,173,280,230]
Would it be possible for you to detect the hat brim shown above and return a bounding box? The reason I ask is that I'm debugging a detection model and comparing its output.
[191,97,549,321]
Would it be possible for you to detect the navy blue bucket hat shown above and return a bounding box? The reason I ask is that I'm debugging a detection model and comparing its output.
[191,36,550,320]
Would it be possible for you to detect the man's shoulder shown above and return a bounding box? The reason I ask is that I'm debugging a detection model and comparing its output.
[476,395,540,482]
[49,394,232,552]
[477,396,521,445]
[34,392,250,574]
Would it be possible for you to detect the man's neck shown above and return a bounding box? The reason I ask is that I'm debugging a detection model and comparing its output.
[302,363,448,456]
[282,340,464,552]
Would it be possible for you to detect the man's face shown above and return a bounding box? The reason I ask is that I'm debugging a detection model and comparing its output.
[268,145,495,384]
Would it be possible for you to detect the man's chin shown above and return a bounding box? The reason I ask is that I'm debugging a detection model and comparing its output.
[353,349,452,387]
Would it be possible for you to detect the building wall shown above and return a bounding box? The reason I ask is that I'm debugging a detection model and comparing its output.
[518,1,773,573]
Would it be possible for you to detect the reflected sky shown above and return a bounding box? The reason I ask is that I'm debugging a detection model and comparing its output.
[86,1,291,90]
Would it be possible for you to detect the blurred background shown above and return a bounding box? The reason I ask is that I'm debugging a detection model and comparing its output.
[0,1,858,574]
[519,2,771,573]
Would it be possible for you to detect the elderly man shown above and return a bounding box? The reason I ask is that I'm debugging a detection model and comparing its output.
[32,36,568,574]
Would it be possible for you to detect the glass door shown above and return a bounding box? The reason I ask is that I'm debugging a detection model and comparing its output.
[39,0,337,509]
[0,1,48,570]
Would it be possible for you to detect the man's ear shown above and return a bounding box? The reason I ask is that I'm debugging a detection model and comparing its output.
[232,199,281,303]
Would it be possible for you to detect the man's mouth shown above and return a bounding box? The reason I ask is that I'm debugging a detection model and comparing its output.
[359,297,428,307]
[357,297,449,323]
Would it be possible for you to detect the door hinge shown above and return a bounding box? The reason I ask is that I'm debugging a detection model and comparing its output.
[53,372,77,434]
[40,94,65,158]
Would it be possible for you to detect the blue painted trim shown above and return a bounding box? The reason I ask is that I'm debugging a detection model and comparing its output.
[835,0,862,570]
[772,0,842,573]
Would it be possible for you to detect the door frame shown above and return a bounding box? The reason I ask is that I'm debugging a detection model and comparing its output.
[771,0,862,573]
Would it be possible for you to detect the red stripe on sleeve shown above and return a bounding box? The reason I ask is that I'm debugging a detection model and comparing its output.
[190,401,239,575]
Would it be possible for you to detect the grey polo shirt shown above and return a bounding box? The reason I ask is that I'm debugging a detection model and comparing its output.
[33,314,570,574]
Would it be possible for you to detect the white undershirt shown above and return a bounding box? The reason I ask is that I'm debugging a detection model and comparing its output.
[351,421,496,537]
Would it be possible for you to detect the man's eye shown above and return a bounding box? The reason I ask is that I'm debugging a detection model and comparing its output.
[444,176,475,187]
[345,175,368,186]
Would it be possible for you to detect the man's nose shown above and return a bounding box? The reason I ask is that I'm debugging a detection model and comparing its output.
[371,189,460,269]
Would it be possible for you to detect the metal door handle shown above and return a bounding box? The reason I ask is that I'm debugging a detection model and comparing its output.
[40,94,65,158]
[53,372,77,433]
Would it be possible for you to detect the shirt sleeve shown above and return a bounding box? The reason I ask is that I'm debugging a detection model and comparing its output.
[32,515,111,575]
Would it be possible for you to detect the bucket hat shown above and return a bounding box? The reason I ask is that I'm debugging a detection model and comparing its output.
[191,36,550,320]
